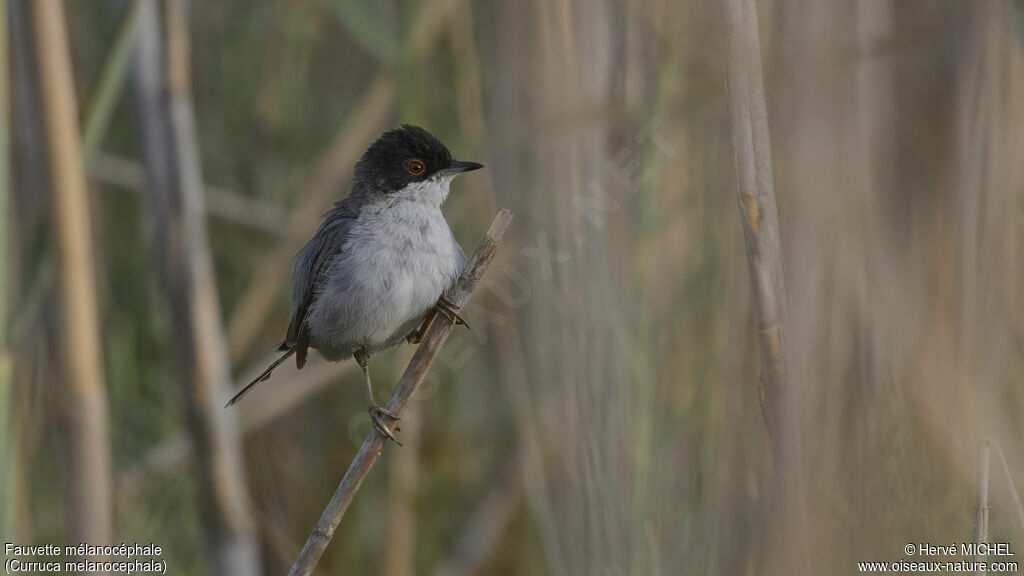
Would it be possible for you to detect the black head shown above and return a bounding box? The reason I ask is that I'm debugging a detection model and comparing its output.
[353,125,483,194]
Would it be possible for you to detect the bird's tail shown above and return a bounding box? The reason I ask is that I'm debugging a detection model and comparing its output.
[224,345,295,408]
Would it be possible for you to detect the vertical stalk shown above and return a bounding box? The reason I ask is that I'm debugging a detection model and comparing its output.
[130,1,261,573]
[723,0,790,452]
[974,440,991,575]
[722,0,808,573]
[31,0,113,552]
[0,0,13,541]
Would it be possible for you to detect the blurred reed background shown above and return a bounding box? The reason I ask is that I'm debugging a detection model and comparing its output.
[3,0,1024,574]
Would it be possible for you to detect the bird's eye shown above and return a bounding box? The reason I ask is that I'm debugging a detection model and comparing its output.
[406,159,425,176]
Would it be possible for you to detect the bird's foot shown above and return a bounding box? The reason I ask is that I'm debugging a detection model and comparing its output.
[435,296,470,330]
[369,403,402,446]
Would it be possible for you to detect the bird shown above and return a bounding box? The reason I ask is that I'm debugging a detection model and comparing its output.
[225,124,482,445]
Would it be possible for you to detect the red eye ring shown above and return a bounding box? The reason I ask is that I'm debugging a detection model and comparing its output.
[406,159,425,176]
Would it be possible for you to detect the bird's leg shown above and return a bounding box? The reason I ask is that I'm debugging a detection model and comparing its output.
[353,349,401,445]
[407,308,438,345]
[435,295,470,330]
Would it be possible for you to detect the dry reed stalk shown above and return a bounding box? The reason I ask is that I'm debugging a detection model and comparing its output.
[287,209,513,576]
[32,0,114,552]
[723,0,791,459]
[722,0,809,573]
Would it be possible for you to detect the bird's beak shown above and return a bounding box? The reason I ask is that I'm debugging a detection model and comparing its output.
[441,160,484,176]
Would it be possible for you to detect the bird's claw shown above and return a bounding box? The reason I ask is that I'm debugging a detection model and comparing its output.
[436,296,469,330]
[369,404,402,446]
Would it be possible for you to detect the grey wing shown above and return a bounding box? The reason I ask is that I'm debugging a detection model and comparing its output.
[286,201,358,367]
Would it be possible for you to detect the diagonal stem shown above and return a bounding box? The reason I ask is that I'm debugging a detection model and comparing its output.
[81,0,143,166]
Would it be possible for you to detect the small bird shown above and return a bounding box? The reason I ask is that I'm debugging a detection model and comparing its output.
[226,125,482,444]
